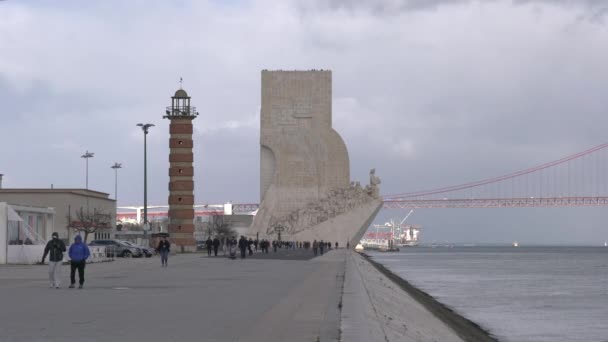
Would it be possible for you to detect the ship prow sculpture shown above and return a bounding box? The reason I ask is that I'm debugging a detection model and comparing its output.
[249,70,383,246]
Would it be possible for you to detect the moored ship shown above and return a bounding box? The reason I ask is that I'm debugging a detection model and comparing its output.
[359,210,421,251]
[396,224,421,247]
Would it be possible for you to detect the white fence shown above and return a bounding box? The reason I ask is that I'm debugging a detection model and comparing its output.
[7,245,45,264]
[6,245,112,265]
[88,246,111,263]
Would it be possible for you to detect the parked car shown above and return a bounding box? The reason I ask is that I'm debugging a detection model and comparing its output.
[88,239,143,258]
[196,241,206,251]
[122,241,154,258]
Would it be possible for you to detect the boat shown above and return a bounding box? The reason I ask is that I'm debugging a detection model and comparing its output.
[397,224,421,247]
[358,210,421,251]
[513,241,519,247]
[359,224,400,252]
[604,241,607,247]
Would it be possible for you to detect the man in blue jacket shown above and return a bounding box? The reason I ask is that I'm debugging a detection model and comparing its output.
[68,235,90,289]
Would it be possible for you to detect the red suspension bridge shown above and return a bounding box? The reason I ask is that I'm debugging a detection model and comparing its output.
[382,143,608,209]
[118,143,608,220]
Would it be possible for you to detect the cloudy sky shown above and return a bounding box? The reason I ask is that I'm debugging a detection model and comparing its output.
[2,0,607,244]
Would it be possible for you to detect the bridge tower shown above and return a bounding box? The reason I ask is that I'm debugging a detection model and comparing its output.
[164,87,199,252]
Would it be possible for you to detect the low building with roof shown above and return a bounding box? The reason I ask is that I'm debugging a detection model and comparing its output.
[0,188,116,243]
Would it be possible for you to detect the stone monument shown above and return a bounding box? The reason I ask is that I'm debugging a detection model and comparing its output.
[249,70,383,246]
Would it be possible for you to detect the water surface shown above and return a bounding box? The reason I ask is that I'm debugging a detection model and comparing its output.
[368,246,608,342]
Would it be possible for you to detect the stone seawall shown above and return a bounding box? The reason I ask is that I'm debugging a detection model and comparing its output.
[340,252,498,342]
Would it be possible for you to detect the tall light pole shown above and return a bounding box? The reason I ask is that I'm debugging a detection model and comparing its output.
[136,123,154,232]
[110,163,122,202]
[81,150,94,189]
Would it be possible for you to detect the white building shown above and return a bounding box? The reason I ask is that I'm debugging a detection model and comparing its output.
[0,202,55,264]
[0,188,115,242]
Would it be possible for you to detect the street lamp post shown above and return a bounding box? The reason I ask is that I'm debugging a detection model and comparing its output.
[81,150,94,189]
[275,225,284,242]
[81,151,95,217]
[110,163,122,202]
[136,123,154,233]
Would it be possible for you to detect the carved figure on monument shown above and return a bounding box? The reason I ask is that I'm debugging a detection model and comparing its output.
[368,168,382,198]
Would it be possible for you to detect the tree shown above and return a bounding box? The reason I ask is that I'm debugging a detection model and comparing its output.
[67,207,112,243]
[213,223,236,240]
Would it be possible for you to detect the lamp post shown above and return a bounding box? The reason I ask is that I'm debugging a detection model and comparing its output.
[81,150,94,189]
[275,225,284,242]
[136,123,154,232]
[110,163,122,202]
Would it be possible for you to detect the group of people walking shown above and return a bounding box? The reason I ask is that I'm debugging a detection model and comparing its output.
[41,232,351,289]
[198,236,347,260]
[312,240,334,256]
[204,237,221,256]
[41,233,90,289]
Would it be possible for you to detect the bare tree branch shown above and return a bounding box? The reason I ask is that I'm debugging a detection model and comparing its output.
[67,207,112,242]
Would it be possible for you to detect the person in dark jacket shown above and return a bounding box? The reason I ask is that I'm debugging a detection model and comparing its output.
[248,238,254,256]
[238,236,247,259]
[68,235,90,289]
[319,240,325,255]
[205,237,213,256]
[157,236,171,267]
[212,237,220,256]
[42,232,66,288]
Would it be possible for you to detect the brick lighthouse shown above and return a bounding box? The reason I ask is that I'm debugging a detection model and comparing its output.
[164,88,198,252]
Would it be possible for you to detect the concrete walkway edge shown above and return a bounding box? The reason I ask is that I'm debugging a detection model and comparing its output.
[340,252,388,342]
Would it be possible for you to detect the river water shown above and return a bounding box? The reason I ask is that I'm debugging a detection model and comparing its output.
[368,246,608,342]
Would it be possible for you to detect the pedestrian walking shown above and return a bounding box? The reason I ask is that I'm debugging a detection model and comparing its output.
[313,240,318,256]
[41,232,66,288]
[238,236,248,259]
[254,239,259,251]
[213,237,220,256]
[319,240,325,255]
[229,237,238,259]
[205,237,213,256]
[347,241,350,249]
[335,242,339,249]
[68,235,90,289]
[248,238,254,256]
[157,236,171,267]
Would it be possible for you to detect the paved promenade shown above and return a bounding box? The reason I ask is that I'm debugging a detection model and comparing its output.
[0,248,480,342]
[0,249,344,342]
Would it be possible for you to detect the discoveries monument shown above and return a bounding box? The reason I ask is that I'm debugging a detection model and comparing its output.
[249,70,383,246]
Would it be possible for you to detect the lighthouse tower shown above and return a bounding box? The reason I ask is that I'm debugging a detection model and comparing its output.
[164,88,198,252]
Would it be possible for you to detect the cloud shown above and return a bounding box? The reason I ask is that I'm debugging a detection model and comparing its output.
[197,111,259,135]
[392,139,416,159]
[1,0,607,243]
[298,0,607,13]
